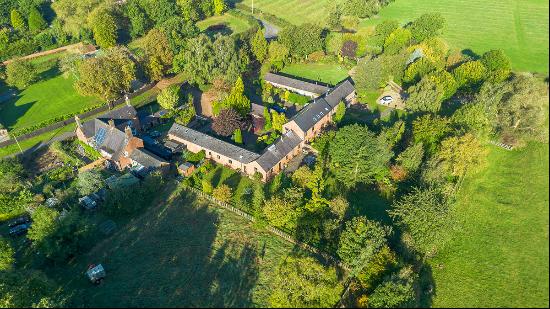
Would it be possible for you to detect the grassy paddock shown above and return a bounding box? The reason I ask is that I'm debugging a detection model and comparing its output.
[231,0,334,26]
[360,0,549,73]
[0,56,101,131]
[49,187,316,307]
[235,0,548,73]
[429,143,549,307]
[280,63,349,86]
[197,12,254,35]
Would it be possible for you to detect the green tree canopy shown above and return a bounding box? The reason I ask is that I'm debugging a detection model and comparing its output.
[269,256,343,308]
[480,49,511,83]
[278,23,324,58]
[405,76,445,113]
[383,28,412,55]
[338,216,392,275]
[89,4,118,49]
[452,60,487,89]
[27,6,47,32]
[328,124,393,187]
[10,8,25,30]
[157,84,181,111]
[251,29,268,62]
[435,133,488,177]
[389,187,454,255]
[5,58,38,89]
[410,13,446,42]
[75,47,136,102]
[77,170,103,196]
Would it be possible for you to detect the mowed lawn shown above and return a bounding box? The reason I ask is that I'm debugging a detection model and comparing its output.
[232,0,334,25]
[49,187,317,307]
[197,12,253,35]
[280,63,349,85]
[360,0,549,73]
[0,58,101,132]
[236,0,549,73]
[429,143,549,307]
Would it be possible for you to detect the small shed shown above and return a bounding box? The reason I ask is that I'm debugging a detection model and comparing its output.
[79,196,97,210]
[178,162,196,177]
[86,264,106,284]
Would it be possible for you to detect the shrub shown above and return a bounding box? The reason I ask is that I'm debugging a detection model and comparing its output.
[5,59,38,89]
[212,184,232,203]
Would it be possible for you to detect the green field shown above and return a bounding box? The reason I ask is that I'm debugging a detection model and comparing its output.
[429,143,549,307]
[280,63,349,85]
[0,59,101,132]
[48,187,316,307]
[233,0,333,26]
[236,0,549,73]
[197,12,253,35]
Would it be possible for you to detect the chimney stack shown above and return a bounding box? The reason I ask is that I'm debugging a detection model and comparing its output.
[125,126,133,139]
[108,119,115,129]
[75,115,82,128]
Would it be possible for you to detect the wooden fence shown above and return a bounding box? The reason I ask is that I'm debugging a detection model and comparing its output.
[184,185,349,271]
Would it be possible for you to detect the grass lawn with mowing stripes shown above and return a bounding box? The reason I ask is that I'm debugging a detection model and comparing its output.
[0,62,101,132]
[359,0,549,73]
[280,63,349,86]
[236,0,548,73]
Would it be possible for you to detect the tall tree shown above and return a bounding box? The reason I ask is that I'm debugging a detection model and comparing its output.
[213,0,227,16]
[410,13,446,42]
[10,9,25,30]
[270,256,343,308]
[125,0,152,38]
[405,77,445,113]
[176,0,202,22]
[278,23,324,58]
[383,28,412,55]
[412,114,451,153]
[250,29,268,62]
[435,133,488,177]
[27,6,47,32]
[480,49,511,83]
[89,5,118,49]
[75,47,136,102]
[157,84,181,111]
[326,3,342,30]
[141,28,174,81]
[338,216,392,275]
[5,58,37,89]
[389,187,454,255]
[452,60,487,89]
[51,0,105,37]
[212,108,244,137]
[328,124,393,187]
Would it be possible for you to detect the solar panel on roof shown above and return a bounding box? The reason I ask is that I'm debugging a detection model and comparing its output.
[95,128,107,145]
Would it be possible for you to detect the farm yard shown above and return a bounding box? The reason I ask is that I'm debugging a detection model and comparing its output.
[47,187,321,307]
[0,52,101,133]
[235,0,549,73]
[428,143,549,307]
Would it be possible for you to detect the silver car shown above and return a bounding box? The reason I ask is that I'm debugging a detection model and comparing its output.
[379,95,394,105]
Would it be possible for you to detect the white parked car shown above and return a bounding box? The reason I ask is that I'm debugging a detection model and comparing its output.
[379,95,394,105]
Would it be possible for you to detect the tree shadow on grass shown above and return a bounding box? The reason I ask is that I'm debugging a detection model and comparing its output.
[0,96,35,129]
[52,189,260,307]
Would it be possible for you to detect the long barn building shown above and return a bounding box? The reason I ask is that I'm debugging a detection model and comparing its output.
[167,78,356,181]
